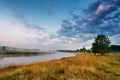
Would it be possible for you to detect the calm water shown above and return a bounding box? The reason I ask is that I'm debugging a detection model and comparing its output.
[0,52,76,67]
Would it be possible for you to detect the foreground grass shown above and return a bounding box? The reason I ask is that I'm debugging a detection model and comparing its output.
[0,54,120,80]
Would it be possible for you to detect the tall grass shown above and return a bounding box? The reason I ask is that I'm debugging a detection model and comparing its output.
[0,54,120,80]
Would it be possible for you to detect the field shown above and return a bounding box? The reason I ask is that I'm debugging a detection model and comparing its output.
[0,54,120,80]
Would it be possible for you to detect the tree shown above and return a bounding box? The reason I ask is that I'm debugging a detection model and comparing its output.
[92,34,111,55]
[2,46,6,50]
[80,46,86,53]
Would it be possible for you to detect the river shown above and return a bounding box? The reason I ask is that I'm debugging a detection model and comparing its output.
[0,52,76,67]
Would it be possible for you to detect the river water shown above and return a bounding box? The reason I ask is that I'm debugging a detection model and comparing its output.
[0,52,76,67]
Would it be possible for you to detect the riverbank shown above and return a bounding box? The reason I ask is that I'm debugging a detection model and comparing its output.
[0,54,120,80]
[0,52,75,67]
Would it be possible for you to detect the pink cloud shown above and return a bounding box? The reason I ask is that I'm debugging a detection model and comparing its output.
[95,4,105,15]
[95,4,113,15]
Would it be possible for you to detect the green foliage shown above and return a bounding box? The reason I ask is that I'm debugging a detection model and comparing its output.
[110,45,120,52]
[57,46,92,53]
[92,34,111,55]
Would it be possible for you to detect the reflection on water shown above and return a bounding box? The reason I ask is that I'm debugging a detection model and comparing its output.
[0,52,76,67]
[0,53,48,58]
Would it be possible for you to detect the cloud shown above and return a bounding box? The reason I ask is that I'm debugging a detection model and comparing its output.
[57,0,120,48]
[1,0,45,33]
[110,34,120,44]
[0,17,38,48]
[0,0,48,45]
[0,0,119,50]
[83,0,120,27]
[0,0,66,50]
[58,0,120,38]
[0,0,49,49]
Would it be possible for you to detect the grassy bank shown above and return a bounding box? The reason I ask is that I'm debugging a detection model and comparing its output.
[0,54,120,80]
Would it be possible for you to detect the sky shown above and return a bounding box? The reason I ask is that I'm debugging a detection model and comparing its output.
[0,0,120,50]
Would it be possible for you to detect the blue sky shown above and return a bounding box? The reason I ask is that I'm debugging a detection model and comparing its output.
[0,0,120,50]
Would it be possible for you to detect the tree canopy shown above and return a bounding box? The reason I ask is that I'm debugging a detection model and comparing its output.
[92,34,111,55]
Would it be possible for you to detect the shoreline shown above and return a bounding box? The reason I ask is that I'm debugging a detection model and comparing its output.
[0,54,120,80]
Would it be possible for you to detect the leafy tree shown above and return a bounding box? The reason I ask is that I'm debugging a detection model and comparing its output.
[80,46,86,53]
[77,49,80,52]
[92,34,111,55]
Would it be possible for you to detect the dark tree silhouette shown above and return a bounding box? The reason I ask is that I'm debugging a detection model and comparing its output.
[2,46,6,50]
[92,34,111,55]
[110,45,120,52]
[80,46,86,53]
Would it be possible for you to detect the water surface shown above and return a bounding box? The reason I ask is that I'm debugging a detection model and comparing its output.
[0,52,76,67]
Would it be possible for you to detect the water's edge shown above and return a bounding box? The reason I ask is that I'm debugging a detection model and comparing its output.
[0,52,76,67]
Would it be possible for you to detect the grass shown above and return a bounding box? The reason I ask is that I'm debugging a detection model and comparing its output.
[0,54,120,80]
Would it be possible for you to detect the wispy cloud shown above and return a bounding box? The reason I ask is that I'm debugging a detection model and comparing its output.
[1,0,45,33]
[56,0,120,49]
[110,34,120,44]
[58,0,120,43]
[0,0,48,49]
[0,0,119,50]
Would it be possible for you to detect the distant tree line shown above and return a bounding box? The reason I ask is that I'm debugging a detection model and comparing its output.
[57,46,91,53]
[0,46,8,50]
[110,45,120,52]
[58,34,120,55]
